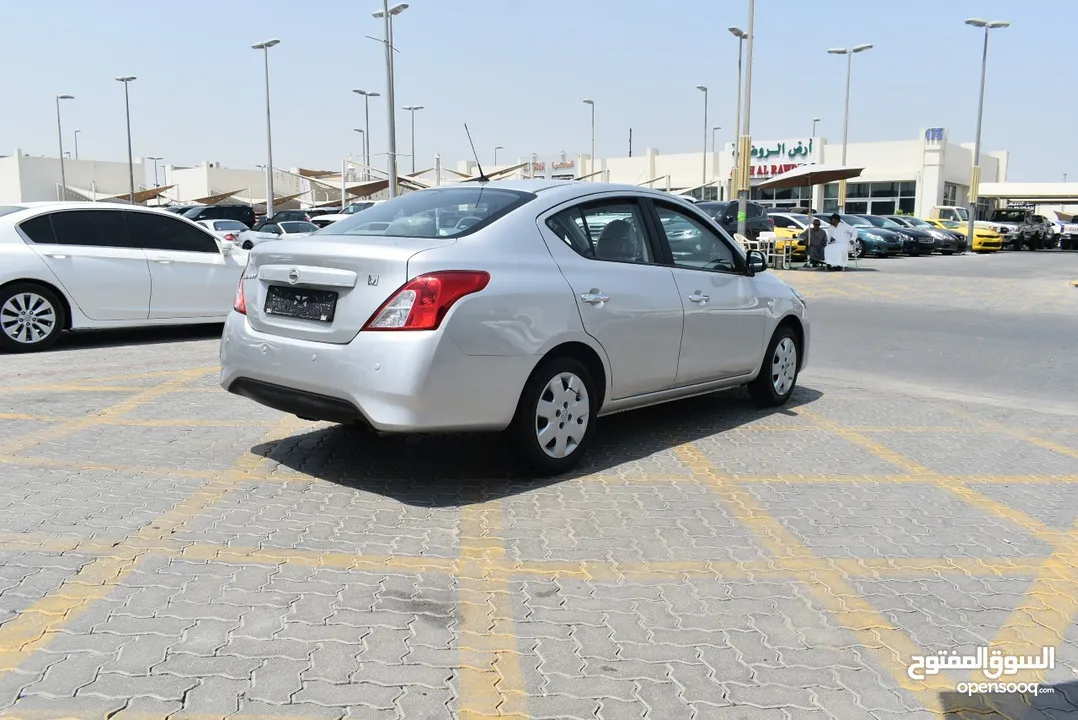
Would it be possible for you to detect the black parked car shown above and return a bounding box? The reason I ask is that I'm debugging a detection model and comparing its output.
[255,209,316,230]
[695,200,774,240]
[858,215,936,256]
[181,204,257,228]
[885,216,967,254]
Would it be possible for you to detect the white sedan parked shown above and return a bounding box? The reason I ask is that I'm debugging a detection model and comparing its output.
[237,221,319,249]
[196,219,249,244]
[0,202,246,352]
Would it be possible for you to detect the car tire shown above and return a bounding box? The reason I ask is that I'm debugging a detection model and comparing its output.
[941,251,954,256]
[853,239,865,258]
[509,356,598,476]
[748,325,800,408]
[242,241,254,250]
[0,282,66,354]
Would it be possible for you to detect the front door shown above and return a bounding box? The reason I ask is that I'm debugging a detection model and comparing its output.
[19,209,151,321]
[126,211,241,319]
[650,200,766,384]
[539,197,684,400]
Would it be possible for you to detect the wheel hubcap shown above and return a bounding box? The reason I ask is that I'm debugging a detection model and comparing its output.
[771,337,797,396]
[535,372,590,459]
[1,292,56,344]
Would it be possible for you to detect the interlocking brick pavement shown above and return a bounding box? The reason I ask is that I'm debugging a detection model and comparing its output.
[0,313,1077,719]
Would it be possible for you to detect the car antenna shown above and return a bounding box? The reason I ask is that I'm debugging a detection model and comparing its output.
[464,123,490,183]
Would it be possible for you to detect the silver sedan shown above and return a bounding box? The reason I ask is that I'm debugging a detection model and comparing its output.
[237,220,319,249]
[220,181,809,474]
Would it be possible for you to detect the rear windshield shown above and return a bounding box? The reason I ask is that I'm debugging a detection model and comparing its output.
[842,215,873,227]
[213,220,247,231]
[989,209,1026,222]
[321,187,534,238]
[279,221,318,233]
[0,206,26,218]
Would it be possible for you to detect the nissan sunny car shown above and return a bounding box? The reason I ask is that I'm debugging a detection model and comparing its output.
[220,181,810,473]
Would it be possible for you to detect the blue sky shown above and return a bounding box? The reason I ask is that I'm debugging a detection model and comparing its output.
[0,0,1070,182]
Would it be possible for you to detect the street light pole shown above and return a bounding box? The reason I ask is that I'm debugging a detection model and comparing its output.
[353,89,379,181]
[252,39,280,217]
[711,126,721,199]
[374,2,408,197]
[352,128,365,170]
[696,85,708,189]
[812,117,821,137]
[402,105,423,175]
[827,43,872,212]
[582,99,595,180]
[73,130,81,160]
[115,77,137,204]
[728,26,747,235]
[965,18,1009,245]
[55,95,74,201]
[735,3,755,238]
[494,145,503,165]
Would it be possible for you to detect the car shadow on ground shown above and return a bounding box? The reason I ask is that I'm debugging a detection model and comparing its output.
[52,323,224,351]
[249,385,824,507]
[937,683,1078,718]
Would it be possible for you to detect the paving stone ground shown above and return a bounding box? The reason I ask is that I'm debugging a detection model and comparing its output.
[1,262,1077,719]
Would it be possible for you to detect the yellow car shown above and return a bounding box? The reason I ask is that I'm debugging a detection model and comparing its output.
[924,218,1003,253]
[769,212,814,258]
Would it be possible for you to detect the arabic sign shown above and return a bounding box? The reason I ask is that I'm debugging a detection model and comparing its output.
[750,139,814,162]
[551,160,574,170]
[908,646,1054,681]
[925,127,944,142]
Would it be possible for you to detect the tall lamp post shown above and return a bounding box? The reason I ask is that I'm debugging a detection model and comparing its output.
[711,126,721,199]
[73,130,81,160]
[494,145,503,165]
[827,43,872,212]
[728,25,748,234]
[964,18,1009,244]
[373,2,409,197]
[252,39,280,217]
[352,128,365,168]
[733,4,755,237]
[696,85,708,189]
[582,99,595,180]
[115,76,137,204]
[402,105,423,174]
[55,95,74,201]
[812,117,821,136]
[352,89,379,180]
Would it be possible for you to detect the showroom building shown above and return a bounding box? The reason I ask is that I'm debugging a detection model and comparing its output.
[466,127,1010,219]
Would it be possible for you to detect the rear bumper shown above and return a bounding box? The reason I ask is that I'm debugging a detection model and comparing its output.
[219,312,534,432]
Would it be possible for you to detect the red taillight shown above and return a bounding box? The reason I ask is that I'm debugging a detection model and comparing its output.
[363,271,490,331]
[233,278,247,315]
[224,233,237,242]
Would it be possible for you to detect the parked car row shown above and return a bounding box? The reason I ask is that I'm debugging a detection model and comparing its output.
[766,212,978,259]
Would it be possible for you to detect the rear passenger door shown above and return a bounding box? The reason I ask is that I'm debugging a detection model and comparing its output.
[537,196,684,400]
[18,209,151,321]
[125,211,242,319]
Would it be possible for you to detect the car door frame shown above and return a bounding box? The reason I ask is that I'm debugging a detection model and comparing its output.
[639,196,768,382]
[533,191,687,401]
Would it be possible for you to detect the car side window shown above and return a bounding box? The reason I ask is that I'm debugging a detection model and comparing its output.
[126,212,220,253]
[264,224,282,235]
[654,203,739,274]
[546,200,654,264]
[747,204,764,219]
[771,216,790,229]
[18,215,57,244]
[42,210,134,247]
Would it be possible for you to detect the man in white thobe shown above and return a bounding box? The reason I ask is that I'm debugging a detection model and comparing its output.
[824,213,857,270]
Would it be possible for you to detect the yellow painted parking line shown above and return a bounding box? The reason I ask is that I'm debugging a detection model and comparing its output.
[0,454,219,480]
[0,369,212,457]
[797,408,936,475]
[0,384,149,394]
[457,502,527,720]
[0,415,301,678]
[946,407,1078,461]
[944,481,1061,544]
[674,443,951,709]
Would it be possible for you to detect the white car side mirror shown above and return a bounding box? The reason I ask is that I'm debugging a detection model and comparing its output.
[219,241,234,256]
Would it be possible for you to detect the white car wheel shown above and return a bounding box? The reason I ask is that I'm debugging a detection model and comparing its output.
[0,284,64,353]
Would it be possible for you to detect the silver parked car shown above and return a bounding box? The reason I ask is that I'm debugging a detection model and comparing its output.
[220,181,810,473]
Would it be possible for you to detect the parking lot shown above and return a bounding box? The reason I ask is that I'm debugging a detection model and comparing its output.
[0,252,1077,719]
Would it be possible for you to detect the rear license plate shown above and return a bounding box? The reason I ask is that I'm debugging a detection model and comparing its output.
[264,285,338,322]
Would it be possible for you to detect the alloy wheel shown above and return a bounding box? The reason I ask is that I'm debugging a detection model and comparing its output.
[771,337,797,396]
[534,371,590,459]
[1,292,57,345]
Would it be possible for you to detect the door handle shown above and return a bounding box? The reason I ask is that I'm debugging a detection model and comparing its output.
[688,291,710,304]
[44,253,68,259]
[580,290,610,305]
[151,258,173,264]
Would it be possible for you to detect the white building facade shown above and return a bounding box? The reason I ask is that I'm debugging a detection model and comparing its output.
[461,128,1010,220]
[0,149,146,203]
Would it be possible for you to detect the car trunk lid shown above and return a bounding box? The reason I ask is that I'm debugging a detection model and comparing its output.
[242,236,453,344]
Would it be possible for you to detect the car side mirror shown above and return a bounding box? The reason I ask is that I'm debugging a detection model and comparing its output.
[219,241,233,256]
[746,249,767,274]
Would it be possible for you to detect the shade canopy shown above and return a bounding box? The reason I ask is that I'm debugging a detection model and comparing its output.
[756,164,864,190]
